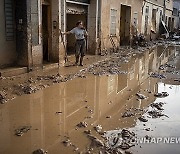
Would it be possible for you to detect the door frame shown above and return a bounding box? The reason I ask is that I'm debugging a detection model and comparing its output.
[42,1,52,62]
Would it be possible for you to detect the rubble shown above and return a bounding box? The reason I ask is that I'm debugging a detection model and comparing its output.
[77,121,88,128]
[138,116,148,122]
[84,130,92,134]
[122,112,135,118]
[94,125,103,133]
[151,102,165,110]
[87,134,105,147]
[0,90,7,104]
[150,72,166,79]
[148,110,169,118]
[62,139,72,147]
[136,93,147,99]
[15,126,32,136]
[32,149,48,154]
[154,92,169,98]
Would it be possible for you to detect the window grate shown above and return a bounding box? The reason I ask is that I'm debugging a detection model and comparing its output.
[4,0,14,41]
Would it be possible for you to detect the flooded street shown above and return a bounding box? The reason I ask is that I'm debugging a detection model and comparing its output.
[0,44,180,154]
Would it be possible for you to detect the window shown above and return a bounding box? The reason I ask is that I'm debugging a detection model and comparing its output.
[145,6,149,14]
[173,8,178,16]
[110,9,117,36]
[4,0,14,41]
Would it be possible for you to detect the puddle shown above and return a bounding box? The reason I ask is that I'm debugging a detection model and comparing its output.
[0,45,180,154]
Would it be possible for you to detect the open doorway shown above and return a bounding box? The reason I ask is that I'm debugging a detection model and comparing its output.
[120,5,131,46]
[42,3,50,62]
[66,14,87,55]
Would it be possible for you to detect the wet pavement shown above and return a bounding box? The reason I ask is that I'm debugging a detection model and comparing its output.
[0,43,180,154]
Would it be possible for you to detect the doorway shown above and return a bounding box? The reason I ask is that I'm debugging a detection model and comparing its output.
[42,4,50,62]
[66,14,87,54]
[120,5,131,46]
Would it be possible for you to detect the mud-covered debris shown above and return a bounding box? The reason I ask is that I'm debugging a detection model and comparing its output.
[148,110,169,118]
[32,149,47,154]
[87,134,104,147]
[27,78,35,84]
[159,65,166,70]
[84,130,91,134]
[136,93,146,99]
[77,121,88,128]
[121,129,135,139]
[15,126,32,136]
[20,85,38,94]
[138,116,148,122]
[88,109,93,113]
[145,128,151,131]
[150,72,166,79]
[154,92,169,98]
[119,142,135,150]
[62,139,72,147]
[145,135,152,141]
[94,125,103,132]
[125,150,133,154]
[151,102,165,110]
[0,90,7,104]
[122,112,135,118]
[55,111,63,114]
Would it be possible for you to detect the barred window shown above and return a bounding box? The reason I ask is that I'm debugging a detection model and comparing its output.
[110,9,117,36]
[4,0,14,41]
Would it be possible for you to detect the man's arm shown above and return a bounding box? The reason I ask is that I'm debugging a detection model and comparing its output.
[62,31,71,35]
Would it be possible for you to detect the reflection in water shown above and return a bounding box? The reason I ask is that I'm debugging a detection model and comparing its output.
[0,45,179,154]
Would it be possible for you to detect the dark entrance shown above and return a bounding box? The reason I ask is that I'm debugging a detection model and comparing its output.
[66,14,87,54]
[42,4,50,62]
[120,5,131,46]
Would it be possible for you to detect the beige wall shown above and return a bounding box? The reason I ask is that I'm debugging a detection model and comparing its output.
[99,0,143,50]
[0,1,17,68]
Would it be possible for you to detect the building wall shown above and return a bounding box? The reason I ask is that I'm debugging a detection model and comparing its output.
[141,0,164,40]
[0,0,17,68]
[173,0,180,29]
[99,0,143,51]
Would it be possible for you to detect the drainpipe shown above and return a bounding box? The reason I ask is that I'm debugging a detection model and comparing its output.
[163,0,166,22]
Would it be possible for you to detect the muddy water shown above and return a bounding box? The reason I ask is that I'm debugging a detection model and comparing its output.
[0,45,180,154]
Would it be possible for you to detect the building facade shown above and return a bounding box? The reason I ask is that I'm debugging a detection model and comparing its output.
[0,0,175,72]
[173,0,180,29]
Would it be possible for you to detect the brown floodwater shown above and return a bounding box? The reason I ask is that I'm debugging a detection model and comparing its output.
[0,45,180,154]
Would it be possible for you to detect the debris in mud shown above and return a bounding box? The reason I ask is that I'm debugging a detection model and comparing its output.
[86,58,127,76]
[122,112,135,118]
[0,90,7,104]
[150,72,166,79]
[55,111,63,114]
[121,129,135,139]
[87,134,105,147]
[151,102,165,110]
[154,92,169,98]
[106,116,112,118]
[136,93,147,99]
[84,130,91,134]
[144,128,151,131]
[62,139,72,147]
[125,150,133,154]
[138,116,148,122]
[148,110,169,118]
[77,121,88,128]
[94,125,103,133]
[15,126,32,136]
[32,149,48,154]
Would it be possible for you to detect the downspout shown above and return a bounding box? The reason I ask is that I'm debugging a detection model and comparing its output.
[163,0,166,22]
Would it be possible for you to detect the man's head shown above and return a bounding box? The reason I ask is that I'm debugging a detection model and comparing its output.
[76,21,84,29]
